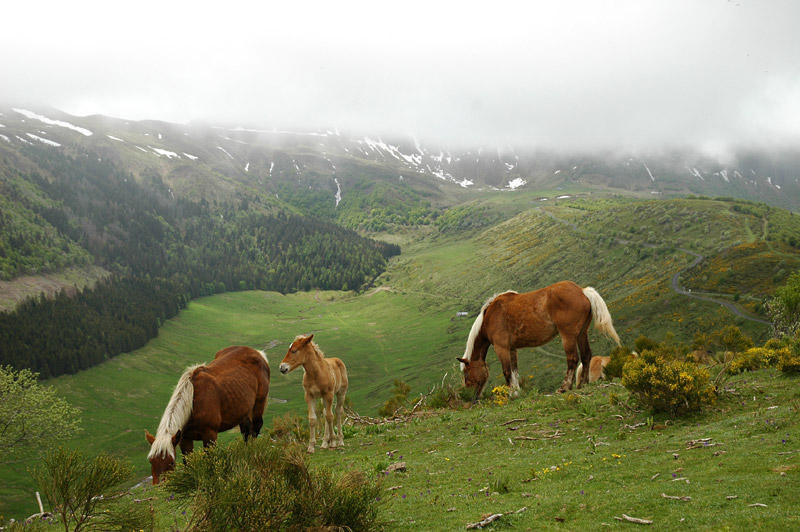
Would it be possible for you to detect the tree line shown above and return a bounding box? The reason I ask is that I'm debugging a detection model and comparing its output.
[0,146,400,377]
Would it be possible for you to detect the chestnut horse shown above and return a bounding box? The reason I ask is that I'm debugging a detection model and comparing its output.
[576,356,610,384]
[145,345,270,484]
[280,334,348,453]
[457,281,620,398]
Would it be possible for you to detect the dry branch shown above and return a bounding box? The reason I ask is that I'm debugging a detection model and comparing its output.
[465,507,527,529]
[661,493,691,501]
[614,514,653,524]
[501,418,527,426]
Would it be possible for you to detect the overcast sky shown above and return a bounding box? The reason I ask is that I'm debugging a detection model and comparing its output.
[2,0,798,153]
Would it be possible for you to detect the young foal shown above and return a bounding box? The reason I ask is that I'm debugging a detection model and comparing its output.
[576,356,610,384]
[280,334,348,453]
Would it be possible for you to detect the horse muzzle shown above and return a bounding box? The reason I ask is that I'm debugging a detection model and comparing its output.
[279,363,290,374]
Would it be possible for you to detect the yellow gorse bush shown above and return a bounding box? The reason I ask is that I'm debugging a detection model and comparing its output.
[622,349,715,415]
[491,385,510,406]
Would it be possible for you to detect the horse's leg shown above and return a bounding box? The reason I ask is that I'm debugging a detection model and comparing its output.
[577,327,592,388]
[305,392,318,453]
[334,389,346,447]
[494,345,520,397]
[179,439,194,462]
[558,333,580,393]
[239,418,252,441]
[320,392,335,449]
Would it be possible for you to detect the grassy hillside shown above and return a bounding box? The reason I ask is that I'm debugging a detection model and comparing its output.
[3,195,798,520]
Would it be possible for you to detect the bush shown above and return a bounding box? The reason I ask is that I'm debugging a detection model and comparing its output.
[31,447,148,532]
[622,348,716,416]
[604,345,635,379]
[166,438,384,532]
[776,343,800,374]
[379,379,411,416]
[727,346,784,374]
[269,411,309,444]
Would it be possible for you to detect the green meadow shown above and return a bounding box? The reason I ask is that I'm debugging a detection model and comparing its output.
[3,194,797,525]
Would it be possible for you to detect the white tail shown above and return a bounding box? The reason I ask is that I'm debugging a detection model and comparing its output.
[582,287,621,346]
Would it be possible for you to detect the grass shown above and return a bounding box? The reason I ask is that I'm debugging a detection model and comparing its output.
[305,369,799,531]
[99,368,799,531]
[3,194,797,522]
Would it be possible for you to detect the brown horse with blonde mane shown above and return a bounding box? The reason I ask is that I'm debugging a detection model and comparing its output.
[458,280,620,399]
[280,334,348,453]
[145,345,270,484]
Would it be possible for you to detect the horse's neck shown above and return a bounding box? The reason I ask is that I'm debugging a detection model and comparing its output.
[301,348,326,375]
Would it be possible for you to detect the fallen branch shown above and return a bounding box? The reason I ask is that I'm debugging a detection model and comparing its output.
[686,437,723,449]
[661,493,691,501]
[465,507,527,529]
[614,514,653,525]
[501,418,527,426]
[466,513,503,529]
[748,503,768,508]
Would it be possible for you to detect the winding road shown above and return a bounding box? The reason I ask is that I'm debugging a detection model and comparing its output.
[671,248,772,326]
[536,207,772,328]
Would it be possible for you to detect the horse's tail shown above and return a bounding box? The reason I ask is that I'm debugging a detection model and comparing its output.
[148,365,199,460]
[583,287,621,346]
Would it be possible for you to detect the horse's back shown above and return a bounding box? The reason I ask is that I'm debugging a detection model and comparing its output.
[326,357,348,393]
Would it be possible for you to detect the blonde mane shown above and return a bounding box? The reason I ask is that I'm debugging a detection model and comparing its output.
[461,291,518,366]
[148,364,200,460]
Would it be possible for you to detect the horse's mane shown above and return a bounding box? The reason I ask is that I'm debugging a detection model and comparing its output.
[295,335,324,358]
[148,364,201,460]
[461,290,518,365]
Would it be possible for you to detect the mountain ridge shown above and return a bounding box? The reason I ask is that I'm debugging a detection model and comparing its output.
[2,105,798,213]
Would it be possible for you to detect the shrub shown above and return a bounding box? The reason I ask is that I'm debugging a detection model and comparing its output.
[166,438,384,532]
[622,349,716,416]
[379,379,411,416]
[269,411,309,444]
[604,345,635,379]
[491,385,511,406]
[776,341,800,374]
[31,447,148,532]
[727,346,784,374]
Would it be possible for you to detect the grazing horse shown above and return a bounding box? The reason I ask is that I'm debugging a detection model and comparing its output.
[576,356,610,384]
[144,346,270,484]
[457,281,620,398]
[280,334,348,453]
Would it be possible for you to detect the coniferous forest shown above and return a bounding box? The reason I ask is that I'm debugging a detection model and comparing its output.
[0,147,400,377]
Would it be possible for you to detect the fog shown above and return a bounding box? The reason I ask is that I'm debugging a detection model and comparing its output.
[2,0,799,152]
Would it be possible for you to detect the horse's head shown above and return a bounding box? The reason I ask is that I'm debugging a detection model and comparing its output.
[145,429,179,485]
[457,357,489,401]
[280,334,314,374]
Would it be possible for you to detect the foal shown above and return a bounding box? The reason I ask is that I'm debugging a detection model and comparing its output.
[280,334,348,453]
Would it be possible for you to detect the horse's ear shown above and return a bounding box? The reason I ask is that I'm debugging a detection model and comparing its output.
[456,357,469,365]
[145,430,156,445]
[304,334,314,344]
[171,430,182,447]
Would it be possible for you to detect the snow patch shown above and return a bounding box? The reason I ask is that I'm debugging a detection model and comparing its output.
[642,162,655,181]
[27,133,61,147]
[507,178,527,190]
[689,167,704,180]
[217,146,234,159]
[183,153,198,160]
[245,162,250,172]
[13,108,93,136]
[334,177,342,207]
[150,146,180,159]
[107,135,124,142]
[0,134,11,143]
